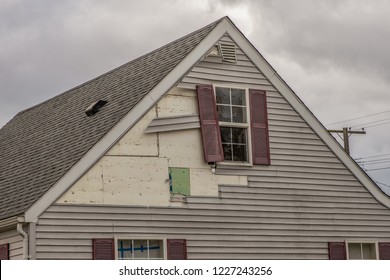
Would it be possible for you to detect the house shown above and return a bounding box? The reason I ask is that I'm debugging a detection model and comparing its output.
[1,16,390,260]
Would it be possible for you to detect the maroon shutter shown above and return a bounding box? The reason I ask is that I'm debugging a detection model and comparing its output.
[167,239,187,260]
[0,243,9,260]
[379,242,390,260]
[196,84,224,163]
[249,89,270,165]
[93,238,115,260]
[328,242,346,260]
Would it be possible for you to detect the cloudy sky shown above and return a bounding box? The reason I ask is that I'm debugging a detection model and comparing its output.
[1,0,390,192]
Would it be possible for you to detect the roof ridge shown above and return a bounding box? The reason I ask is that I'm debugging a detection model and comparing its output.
[13,17,225,119]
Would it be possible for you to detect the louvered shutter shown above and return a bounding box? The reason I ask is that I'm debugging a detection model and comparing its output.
[0,243,9,260]
[249,89,270,165]
[379,242,390,260]
[167,239,187,260]
[196,85,224,163]
[92,238,115,260]
[328,242,346,260]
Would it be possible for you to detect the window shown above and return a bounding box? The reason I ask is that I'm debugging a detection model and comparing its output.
[216,87,249,162]
[92,238,187,260]
[196,84,270,165]
[117,239,164,260]
[347,242,377,260]
[328,241,390,260]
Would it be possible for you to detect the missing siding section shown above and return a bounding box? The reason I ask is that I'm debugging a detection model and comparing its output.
[219,42,236,63]
[207,45,221,57]
[169,167,190,196]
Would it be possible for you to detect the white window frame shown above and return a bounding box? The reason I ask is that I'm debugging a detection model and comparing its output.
[114,236,167,260]
[213,84,253,166]
[346,240,379,260]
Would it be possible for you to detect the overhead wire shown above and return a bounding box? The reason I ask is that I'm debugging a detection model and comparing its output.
[326,109,390,126]
[355,153,390,160]
[349,117,390,129]
[365,166,390,171]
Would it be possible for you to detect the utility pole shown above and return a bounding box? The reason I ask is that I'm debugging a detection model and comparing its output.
[328,127,366,155]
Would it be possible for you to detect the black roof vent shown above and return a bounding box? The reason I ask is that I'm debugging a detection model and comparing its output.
[85,100,108,116]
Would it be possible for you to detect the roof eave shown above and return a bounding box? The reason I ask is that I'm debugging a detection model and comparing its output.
[0,216,19,231]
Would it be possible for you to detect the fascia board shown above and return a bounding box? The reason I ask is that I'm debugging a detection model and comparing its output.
[24,19,230,222]
[224,20,390,208]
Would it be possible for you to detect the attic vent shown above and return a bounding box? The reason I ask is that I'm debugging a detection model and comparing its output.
[219,42,236,63]
[85,100,108,116]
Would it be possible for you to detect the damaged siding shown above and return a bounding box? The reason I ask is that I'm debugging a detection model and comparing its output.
[38,34,390,260]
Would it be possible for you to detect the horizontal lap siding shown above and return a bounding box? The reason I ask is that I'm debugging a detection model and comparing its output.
[37,202,390,259]
[35,35,390,259]
[0,229,24,260]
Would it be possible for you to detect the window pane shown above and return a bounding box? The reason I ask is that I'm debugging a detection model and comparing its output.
[118,240,132,260]
[232,128,246,144]
[149,240,164,259]
[217,105,231,122]
[231,88,245,105]
[133,240,148,259]
[220,127,231,143]
[348,243,362,259]
[216,87,230,104]
[233,144,247,162]
[362,243,376,259]
[222,144,232,160]
[232,106,246,123]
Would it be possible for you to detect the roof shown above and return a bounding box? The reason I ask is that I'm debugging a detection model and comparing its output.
[0,17,223,221]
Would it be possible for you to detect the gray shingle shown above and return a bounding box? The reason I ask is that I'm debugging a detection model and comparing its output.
[0,18,223,220]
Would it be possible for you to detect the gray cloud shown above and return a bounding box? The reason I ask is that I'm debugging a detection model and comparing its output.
[1,0,389,190]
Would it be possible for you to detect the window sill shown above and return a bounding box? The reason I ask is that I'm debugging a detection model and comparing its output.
[216,161,253,168]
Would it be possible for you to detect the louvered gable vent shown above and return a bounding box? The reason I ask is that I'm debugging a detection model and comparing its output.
[219,42,236,63]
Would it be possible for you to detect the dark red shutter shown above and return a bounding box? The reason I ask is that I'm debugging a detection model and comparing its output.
[249,89,270,165]
[0,243,9,260]
[167,239,187,260]
[379,242,390,260]
[196,84,224,163]
[328,242,346,260]
[92,238,115,260]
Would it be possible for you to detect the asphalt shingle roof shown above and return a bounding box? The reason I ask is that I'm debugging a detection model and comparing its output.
[0,18,222,220]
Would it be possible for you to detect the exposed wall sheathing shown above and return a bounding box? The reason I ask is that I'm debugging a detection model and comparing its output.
[44,35,390,260]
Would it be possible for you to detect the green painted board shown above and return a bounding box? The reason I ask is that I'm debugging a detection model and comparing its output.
[169,167,190,195]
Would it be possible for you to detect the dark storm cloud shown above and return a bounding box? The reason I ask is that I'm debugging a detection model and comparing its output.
[0,0,389,190]
[0,0,220,126]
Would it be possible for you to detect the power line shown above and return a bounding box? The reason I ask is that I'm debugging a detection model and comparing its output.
[358,160,390,166]
[350,117,390,129]
[355,153,390,160]
[356,157,390,164]
[375,181,390,188]
[326,109,390,126]
[365,166,390,171]
[364,120,390,129]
